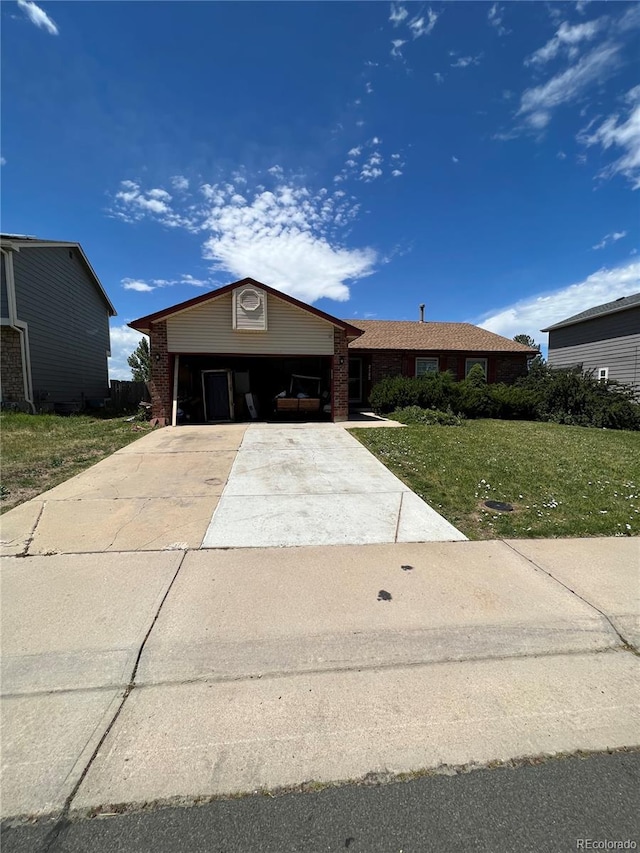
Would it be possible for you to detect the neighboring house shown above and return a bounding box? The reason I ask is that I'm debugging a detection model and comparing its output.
[129,277,536,424]
[0,234,116,411]
[541,293,640,394]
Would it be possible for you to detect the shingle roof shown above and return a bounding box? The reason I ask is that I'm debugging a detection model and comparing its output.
[541,292,640,332]
[346,320,537,352]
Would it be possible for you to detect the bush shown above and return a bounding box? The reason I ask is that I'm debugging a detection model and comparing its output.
[369,371,459,414]
[388,406,464,426]
[368,362,640,430]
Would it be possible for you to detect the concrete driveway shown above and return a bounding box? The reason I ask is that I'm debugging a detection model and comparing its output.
[1,423,464,555]
[1,425,248,555]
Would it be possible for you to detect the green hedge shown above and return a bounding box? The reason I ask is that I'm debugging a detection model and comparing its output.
[369,364,640,431]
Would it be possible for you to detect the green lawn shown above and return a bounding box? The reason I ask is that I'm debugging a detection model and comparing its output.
[0,412,146,513]
[351,420,640,539]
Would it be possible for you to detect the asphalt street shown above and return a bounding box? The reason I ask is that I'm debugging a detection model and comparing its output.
[3,751,639,853]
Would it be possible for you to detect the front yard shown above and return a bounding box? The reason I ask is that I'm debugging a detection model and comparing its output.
[0,413,146,513]
[351,420,640,539]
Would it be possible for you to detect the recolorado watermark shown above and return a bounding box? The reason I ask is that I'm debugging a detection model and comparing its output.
[576,842,637,850]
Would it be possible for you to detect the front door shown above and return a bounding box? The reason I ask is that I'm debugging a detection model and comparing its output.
[202,370,234,421]
[348,357,363,404]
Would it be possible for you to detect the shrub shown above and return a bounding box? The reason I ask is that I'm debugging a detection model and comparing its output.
[369,371,459,414]
[388,406,465,426]
[369,361,640,430]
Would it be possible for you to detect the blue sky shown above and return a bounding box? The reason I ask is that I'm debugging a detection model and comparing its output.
[2,0,639,379]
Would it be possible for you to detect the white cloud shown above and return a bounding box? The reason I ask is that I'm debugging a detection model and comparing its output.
[434,72,444,84]
[592,231,627,250]
[488,4,510,36]
[370,136,382,145]
[450,54,482,69]
[391,169,403,177]
[557,150,567,160]
[170,175,190,191]
[389,3,408,26]
[17,0,58,35]
[391,39,406,59]
[0,157,5,166]
[365,81,373,94]
[478,261,640,343]
[579,86,640,189]
[122,279,155,292]
[452,156,459,163]
[409,9,440,39]
[111,171,378,304]
[108,324,147,381]
[525,19,604,66]
[122,274,210,292]
[517,42,620,130]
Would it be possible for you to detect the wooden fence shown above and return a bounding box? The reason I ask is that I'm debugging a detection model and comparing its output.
[109,380,150,410]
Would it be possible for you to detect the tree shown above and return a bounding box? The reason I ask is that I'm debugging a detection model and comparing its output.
[513,334,540,351]
[127,337,150,382]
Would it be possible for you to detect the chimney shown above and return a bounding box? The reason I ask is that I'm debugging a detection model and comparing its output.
[419,303,425,323]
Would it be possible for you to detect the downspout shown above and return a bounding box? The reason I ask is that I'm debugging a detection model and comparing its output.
[1,247,35,412]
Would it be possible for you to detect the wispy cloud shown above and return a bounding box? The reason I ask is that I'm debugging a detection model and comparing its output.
[592,231,627,250]
[110,171,377,304]
[390,39,406,59]
[122,274,210,292]
[488,4,510,37]
[170,175,190,191]
[389,3,408,26]
[409,9,440,39]
[525,19,604,66]
[477,261,640,342]
[0,157,6,166]
[578,86,640,190]
[17,0,58,35]
[434,72,444,84]
[517,42,620,130]
[450,53,483,69]
[452,156,459,164]
[108,324,146,381]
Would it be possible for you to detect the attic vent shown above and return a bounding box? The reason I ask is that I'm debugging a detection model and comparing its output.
[233,286,268,331]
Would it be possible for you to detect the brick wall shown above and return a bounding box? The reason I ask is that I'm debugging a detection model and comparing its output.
[333,328,349,421]
[369,351,404,384]
[149,321,172,420]
[495,354,529,383]
[1,326,25,401]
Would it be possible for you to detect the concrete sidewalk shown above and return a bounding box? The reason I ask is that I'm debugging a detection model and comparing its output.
[1,537,638,821]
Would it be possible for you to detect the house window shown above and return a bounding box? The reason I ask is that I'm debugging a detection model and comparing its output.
[598,367,609,381]
[465,358,488,378]
[416,357,439,377]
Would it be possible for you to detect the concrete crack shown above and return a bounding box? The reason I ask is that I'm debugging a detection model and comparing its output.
[18,501,45,557]
[37,550,188,853]
[503,540,639,656]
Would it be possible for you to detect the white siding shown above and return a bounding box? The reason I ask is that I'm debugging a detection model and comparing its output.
[233,286,267,330]
[166,291,335,355]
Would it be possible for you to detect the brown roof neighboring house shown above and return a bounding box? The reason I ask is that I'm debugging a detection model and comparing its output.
[347,320,538,353]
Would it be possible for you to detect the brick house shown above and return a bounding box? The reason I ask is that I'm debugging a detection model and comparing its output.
[346,319,536,406]
[129,278,536,425]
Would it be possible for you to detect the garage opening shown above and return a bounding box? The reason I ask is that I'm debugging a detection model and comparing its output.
[174,355,333,423]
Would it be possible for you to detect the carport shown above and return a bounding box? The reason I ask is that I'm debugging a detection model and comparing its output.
[128,278,363,424]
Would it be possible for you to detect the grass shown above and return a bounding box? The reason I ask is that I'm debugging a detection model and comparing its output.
[0,412,147,513]
[351,419,640,539]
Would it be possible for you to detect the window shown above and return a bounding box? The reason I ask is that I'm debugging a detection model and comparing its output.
[598,367,609,381]
[416,357,439,377]
[465,358,487,378]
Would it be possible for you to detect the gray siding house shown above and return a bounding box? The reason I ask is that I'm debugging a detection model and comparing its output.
[0,235,116,411]
[541,293,640,394]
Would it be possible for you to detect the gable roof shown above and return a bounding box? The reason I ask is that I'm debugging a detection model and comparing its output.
[128,278,364,338]
[346,320,538,353]
[0,234,117,316]
[541,292,640,332]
